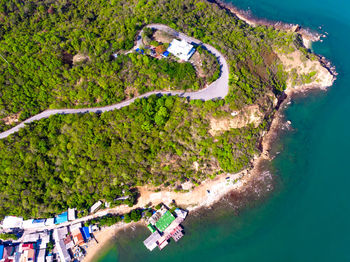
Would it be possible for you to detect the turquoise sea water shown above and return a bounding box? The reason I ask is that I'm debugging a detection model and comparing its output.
[98,0,350,261]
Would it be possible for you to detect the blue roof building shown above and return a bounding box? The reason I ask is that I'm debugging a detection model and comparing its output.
[80,227,91,242]
[162,51,170,57]
[54,212,68,224]
[136,48,144,54]
[0,245,4,260]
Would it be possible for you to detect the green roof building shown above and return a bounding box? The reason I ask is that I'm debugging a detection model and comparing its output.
[155,211,175,232]
[147,223,157,233]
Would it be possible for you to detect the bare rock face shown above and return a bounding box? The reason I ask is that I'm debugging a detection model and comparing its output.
[1,112,20,125]
[73,53,90,65]
[209,105,264,136]
[277,50,334,90]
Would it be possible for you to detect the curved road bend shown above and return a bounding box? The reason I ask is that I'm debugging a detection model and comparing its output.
[0,24,229,139]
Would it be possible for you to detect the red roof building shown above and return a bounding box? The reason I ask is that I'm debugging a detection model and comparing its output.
[21,243,34,251]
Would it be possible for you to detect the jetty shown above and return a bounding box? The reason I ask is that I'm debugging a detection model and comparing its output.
[143,206,188,251]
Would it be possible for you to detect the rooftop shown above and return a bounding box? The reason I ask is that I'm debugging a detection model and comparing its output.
[90,201,102,213]
[155,211,176,232]
[143,231,161,251]
[167,39,195,61]
[55,212,68,224]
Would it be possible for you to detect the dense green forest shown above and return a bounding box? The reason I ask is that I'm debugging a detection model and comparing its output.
[0,0,304,218]
[0,95,263,218]
[0,0,295,127]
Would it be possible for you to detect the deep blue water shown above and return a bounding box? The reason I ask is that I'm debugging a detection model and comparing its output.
[98,0,350,261]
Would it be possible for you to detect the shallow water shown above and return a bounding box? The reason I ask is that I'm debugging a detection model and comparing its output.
[98,0,350,261]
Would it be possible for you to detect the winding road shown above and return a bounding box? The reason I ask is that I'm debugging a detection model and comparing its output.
[0,24,229,139]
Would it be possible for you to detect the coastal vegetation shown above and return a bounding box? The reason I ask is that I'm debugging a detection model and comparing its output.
[0,0,322,218]
[0,233,18,240]
[0,95,262,218]
[85,209,143,227]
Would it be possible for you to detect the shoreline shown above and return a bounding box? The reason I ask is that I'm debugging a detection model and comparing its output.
[83,2,337,261]
[83,86,330,262]
[211,0,337,77]
[210,0,321,42]
[84,86,331,262]
[83,221,145,262]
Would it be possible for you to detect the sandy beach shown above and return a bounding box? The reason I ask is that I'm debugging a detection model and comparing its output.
[82,221,145,262]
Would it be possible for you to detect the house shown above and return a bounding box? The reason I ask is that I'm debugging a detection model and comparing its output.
[20,243,36,262]
[56,240,71,262]
[155,45,166,55]
[36,249,46,262]
[44,218,54,226]
[72,232,84,246]
[22,219,46,230]
[21,243,34,251]
[63,235,74,249]
[0,245,4,260]
[148,206,168,225]
[45,254,53,262]
[3,245,15,260]
[53,229,71,262]
[14,251,21,262]
[67,208,76,221]
[174,208,188,219]
[143,231,161,251]
[167,39,196,61]
[80,227,91,242]
[22,220,34,230]
[22,233,40,243]
[90,201,102,214]
[69,223,85,246]
[2,216,23,229]
[38,232,50,250]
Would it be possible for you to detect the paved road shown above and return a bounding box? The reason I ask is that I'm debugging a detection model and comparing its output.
[0,24,229,139]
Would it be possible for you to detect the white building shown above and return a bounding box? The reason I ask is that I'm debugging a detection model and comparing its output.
[22,219,46,229]
[167,39,196,61]
[68,208,76,221]
[143,231,161,251]
[36,249,46,262]
[90,201,102,213]
[45,218,55,226]
[2,216,23,229]
[53,228,71,262]
[69,222,82,234]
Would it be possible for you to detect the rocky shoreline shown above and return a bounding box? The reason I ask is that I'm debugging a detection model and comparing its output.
[212,0,337,75]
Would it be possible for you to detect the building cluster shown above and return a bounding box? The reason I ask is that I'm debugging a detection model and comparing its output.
[0,205,102,262]
[1,209,77,231]
[0,222,97,262]
[143,206,188,251]
[137,37,196,62]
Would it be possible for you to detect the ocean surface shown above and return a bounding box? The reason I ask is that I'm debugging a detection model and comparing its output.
[97,0,350,261]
